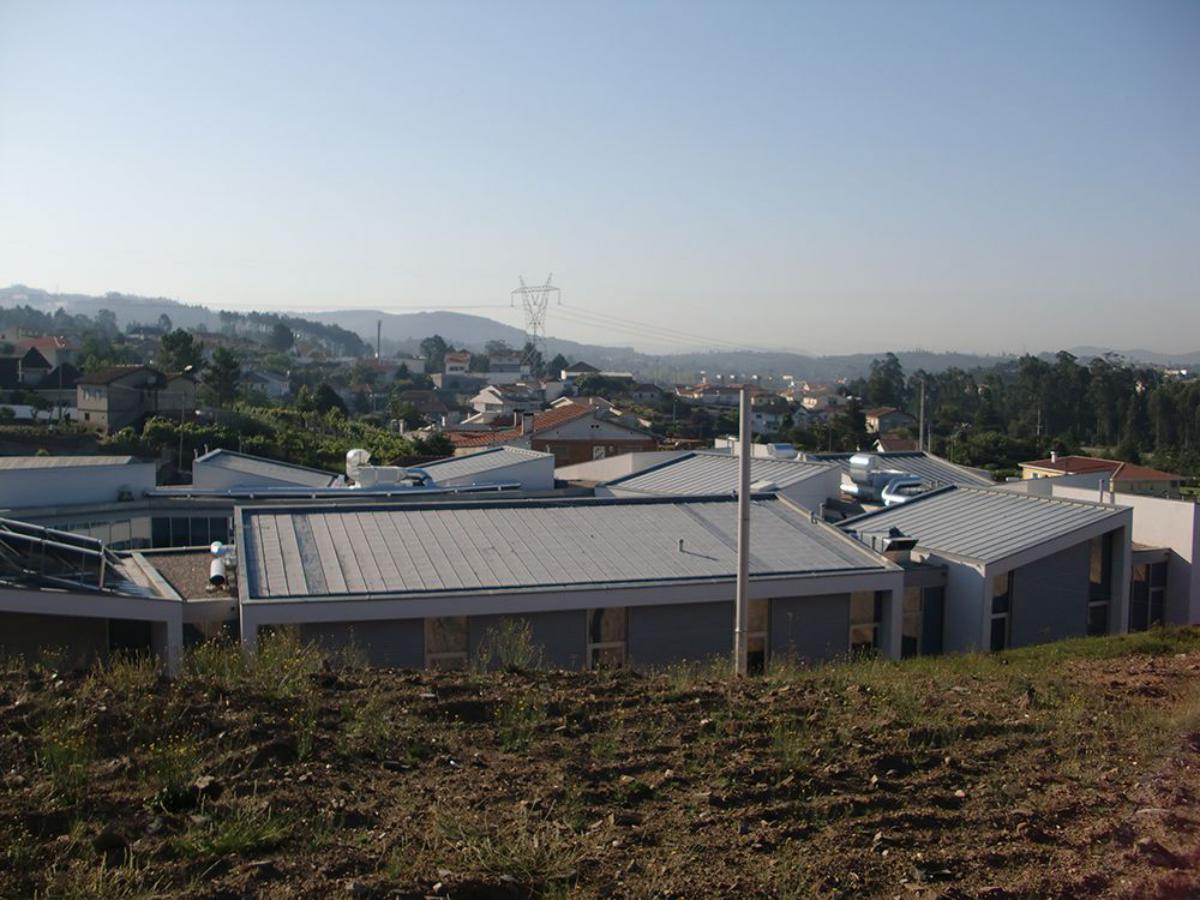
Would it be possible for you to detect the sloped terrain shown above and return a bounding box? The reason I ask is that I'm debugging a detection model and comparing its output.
[1,630,1199,898]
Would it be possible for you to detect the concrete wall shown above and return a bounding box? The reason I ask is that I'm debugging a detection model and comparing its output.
[469,610,586,670]
[430,457,556,491]
[557,451,689,484]
[1009,542,1090,647]
[939,559,987,653]
[0,462,156,509]
[298,619,424,668]
[1055,485,1200,626]
[628,601,733,667]
[769,593,849,663]
[0,612,109,667]
[193,460,327,490]
[780,468,844,512]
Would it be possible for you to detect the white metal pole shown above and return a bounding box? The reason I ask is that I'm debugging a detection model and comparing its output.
[918,380,925,452]
[735,386,751,677]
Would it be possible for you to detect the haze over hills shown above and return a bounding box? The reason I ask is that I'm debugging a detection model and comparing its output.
[3,285,1199,381]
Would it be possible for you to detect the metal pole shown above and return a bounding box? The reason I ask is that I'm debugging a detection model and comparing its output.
[734,386,751,677]
[918,380,925,452]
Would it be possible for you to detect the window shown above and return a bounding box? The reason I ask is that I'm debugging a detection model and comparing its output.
[1088,533,1113,636]
[425,617,468,670]
[991,573,1012,651]
[1130,562,1167,632]
[901,586,922,658]
[849,591,882,654]
[592,446,607,460]
[587,607,626,668]
[748,598,768,674]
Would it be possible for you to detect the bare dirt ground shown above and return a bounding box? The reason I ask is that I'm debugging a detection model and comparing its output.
[1,629,1199,898]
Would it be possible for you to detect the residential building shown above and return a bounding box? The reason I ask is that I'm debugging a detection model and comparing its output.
[630,383,667,403]
[874,433,919,452]
[561,361,599,380]
[242,369,291,400]
[13,336,78,367]
[444,351,472,375]
[75,365,197,433]
[488,349,527,374]
[469,384,543,418]
[0,347,52,389]
[864,407,917,434]
[1018,453,1184,497]
[446,402,658,464]
[841,486,1132,653]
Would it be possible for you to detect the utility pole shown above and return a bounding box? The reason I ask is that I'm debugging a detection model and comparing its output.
[734,386,751,677]
[511,275,561,371]
[376,320,382,360]
[918,380,926,452]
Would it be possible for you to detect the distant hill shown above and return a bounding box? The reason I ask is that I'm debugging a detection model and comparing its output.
[4,284,1196,380]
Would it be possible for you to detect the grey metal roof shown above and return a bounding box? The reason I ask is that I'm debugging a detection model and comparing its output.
[606,452,833,496]
[420,447,552,482]
[839,485,1124,565]
[195,449,339,488]
[241,496,887,601]
[808,451,994,488]
[0,455,137,469]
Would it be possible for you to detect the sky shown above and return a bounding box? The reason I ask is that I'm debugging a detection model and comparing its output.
[1,0,1198,356]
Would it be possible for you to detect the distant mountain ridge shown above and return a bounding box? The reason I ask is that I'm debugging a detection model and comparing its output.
[3,284,1197,379]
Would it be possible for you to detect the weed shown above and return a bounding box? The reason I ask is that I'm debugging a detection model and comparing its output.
[42,856,158,900]
[36,715,95,802]
[494,694,547,752]
[472,618,546,673]
[291,691,322,761]
[341,689,400,759]
[172,802,290,858]
[250,630,323,700]
[142,737,202,808]
[435,803,581,892]
[772,717,811,772]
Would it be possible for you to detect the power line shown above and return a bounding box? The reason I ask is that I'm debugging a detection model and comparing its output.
[553,304,770,353]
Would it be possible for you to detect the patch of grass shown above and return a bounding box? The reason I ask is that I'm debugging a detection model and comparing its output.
[250,630,324,700]
[435,804,581,893]
[36,715,95,802]
[172,803,290,859]
[494,694,547,752]
[771,717,811,772]
[341,688,404,760]
[42,857,158,900]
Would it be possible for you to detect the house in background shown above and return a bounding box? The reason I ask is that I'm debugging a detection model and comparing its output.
[865,407,917,434]
[76,365,197,433]
[242,368,291,401]
[447,401,658,464]
[443,351,472,375]
[1018,453,1184,497]
[875,433,919,452]
[13,336,78,368]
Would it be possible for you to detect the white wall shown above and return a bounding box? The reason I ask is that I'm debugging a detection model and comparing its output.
[430,456,556,491]
[779,467,844,512]
[0,462,156,509]
[557,451,690,484]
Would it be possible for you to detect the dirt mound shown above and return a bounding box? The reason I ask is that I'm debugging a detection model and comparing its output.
[2,629,1199,897]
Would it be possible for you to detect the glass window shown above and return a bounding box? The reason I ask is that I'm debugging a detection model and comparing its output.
[425,616,468,670]
[1087,602,1108,636]
[990,573,1012,651]
[849,591,881,654]
[587,608,626,669]
[1089,533,1113,602]
[901,586,922,659]
[747,599,768,674]
[1150,561,1167,588]
[1130,564,1150,632]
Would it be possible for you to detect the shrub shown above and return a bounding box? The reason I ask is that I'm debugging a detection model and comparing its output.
[472,618,546,673]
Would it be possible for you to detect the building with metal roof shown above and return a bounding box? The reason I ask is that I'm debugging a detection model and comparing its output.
[809,450,994,492]
[235,495,905,670]
[596,451,839,511]
[419,446,555,491]
[840,485,1132,655]
[191,449,343,490]
[0,454,156,509]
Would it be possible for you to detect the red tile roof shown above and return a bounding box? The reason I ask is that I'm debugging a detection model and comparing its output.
[1021,455,1182,482]
[446,402,596,448]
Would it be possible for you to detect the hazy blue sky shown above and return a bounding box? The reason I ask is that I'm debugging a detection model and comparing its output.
[1,1,1197,354]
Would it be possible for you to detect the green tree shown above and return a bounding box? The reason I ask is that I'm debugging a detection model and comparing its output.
[865,353,906,408]
[546,353,569,379]
[391,400,426,430]
[314,383,346,414]
[267,322,295,353]
[158,329,203,373]
[420,335,449,373]
[157,313,173,333]
[206,347,241,407]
